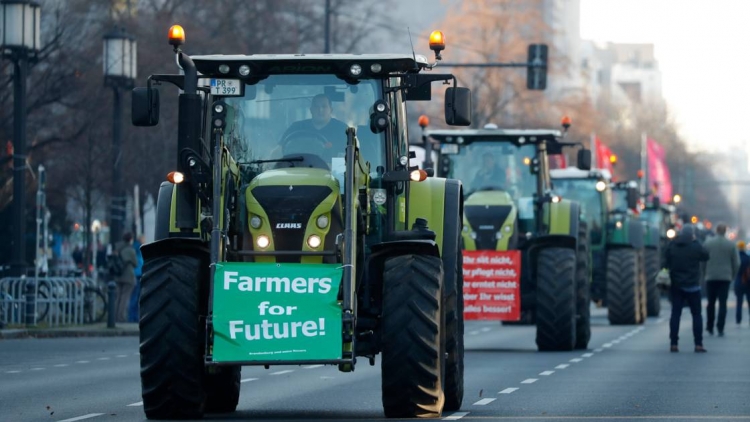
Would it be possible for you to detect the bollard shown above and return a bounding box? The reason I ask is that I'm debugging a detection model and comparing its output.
[107,281,117,328]
[24,280,36,327]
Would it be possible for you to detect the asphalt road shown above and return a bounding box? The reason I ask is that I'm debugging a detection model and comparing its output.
[1,303,749,422]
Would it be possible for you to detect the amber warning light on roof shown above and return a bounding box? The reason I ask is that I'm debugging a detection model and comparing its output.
[429,30,445,51]
[418,115,430,128]
[168,25,185,47]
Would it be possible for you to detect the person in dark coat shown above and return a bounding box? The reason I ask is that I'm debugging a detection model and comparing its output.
[664,224,709,353]
[734,241,750,325]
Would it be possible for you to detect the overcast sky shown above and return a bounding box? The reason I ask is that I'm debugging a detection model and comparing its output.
[580,0,750,153]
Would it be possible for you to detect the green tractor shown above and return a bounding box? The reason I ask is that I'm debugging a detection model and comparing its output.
[640,198,678,313]
[424,124,593,351]
[550,169,647,325]
[131,26,472,419]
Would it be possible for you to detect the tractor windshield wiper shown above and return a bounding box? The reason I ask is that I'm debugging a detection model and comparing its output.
[244,156,304,166]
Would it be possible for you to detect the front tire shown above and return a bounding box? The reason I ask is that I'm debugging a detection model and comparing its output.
[606,248,640,325]
[381,254,444,418]
[645,248,661,317]
[443,249,464,411]
[140,252,209,420]
[535,247,576,351]
[575,223,592,350]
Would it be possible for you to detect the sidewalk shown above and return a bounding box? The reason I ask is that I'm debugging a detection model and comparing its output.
[0,322,139,339]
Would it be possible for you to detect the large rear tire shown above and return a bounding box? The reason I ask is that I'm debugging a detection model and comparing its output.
[575,223,592,350]
[140,252,210,420]
[535,247,576,351]
[204,366,241,413]
[443,249,464,412]
[645,248,661,317]
[381,254,444,418]
[606,248,640,325]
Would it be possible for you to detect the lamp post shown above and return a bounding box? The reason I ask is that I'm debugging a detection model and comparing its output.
[103,28,136,249]
[1,0,41,277]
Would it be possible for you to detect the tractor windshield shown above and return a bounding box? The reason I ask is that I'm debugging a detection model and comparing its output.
[447,142,537,198]
[551,178,605,245]
[222,74,384,185]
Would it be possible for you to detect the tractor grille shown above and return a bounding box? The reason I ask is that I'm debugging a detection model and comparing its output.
[252,185,333,262]
[465,205,513,250]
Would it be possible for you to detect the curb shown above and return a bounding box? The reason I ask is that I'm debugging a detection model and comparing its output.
[0,327,139,340]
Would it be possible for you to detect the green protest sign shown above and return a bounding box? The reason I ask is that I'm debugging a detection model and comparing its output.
[212,262,343,362]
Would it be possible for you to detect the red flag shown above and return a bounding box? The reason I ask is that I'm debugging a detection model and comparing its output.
[647,138,672,203]
[595,137,615,176]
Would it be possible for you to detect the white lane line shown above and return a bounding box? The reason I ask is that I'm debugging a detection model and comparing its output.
[594,348,604,352]
[520,378,537,384]
[480,327,492,332]
[54,364,69,367]
[31,367,44,371]
[569,358,583,363]
[116,355,128,358]
[6,370,21,373]
[303,364,324,369]
[443,411,470,420]
[57,414,104,422]
[270,370,293,376]
[468,330,480,335]
[240,378,259,383]
[499,387,519,394]
[75,360,90,364]
[555,364,569,369]
[582,353,594,358]
[473,398,496,405]
[602,343,613,348]
[126,402,143,407]
[539,371,554,376]
[612,339,621,344]
[97,357,110,361]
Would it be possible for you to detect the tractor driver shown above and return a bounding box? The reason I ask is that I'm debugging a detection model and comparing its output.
[278,94,349,159]
[471,152,506,191]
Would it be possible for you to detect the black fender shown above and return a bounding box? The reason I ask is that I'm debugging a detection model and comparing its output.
[441,179,463,295]
[154,181,174,241]
[141,237,209,262]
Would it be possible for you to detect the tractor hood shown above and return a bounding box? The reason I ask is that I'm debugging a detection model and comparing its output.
[462,190,517,251]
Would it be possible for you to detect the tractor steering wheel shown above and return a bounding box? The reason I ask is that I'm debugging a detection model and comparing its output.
[280,130,332,156]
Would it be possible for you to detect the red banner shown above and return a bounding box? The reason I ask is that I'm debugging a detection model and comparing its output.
[463,250,522,321]
[647,138,673,203]
[595,137,615,177]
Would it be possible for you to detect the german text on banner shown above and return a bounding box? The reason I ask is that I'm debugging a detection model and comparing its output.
[463,250,521,321]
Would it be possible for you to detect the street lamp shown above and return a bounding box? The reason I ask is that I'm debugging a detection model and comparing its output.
[1,0,41,277]
[103,28,136,249]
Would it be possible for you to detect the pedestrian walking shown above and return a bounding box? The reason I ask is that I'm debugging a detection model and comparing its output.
[735,240,750,325]
[664,224,709,353]
[702,223,739,336]
[113,233,138,323]
[127,235,145,323]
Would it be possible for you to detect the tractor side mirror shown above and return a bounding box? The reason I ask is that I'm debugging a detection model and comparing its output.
[627,188,639,210]
[445,87,471,126]
[132,87,160,127]
[576,149,592,171]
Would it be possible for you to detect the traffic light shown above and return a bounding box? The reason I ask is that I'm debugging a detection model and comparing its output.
[527,44,548,90]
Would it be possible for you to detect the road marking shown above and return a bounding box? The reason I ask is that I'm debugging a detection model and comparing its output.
[569,358,583,363]
[6,370,21,373]
[602,343,613,348]
[54,364,69,367]
[612,339,621,344]
[539,371,554,376]
[126,402,143,407]
[97,357,110,361]
[31,367,44,371]
[582,353,594,358]
[57,414,104,422]
[521,378,538,384]
[116,355,128,358]
[468,330,480,335]
[320,376,335,379]
[303,364,324,369]
[473,398,496,405]
[555,364,569,369]
[499,387,519,394]
[270,370,293,375]
[240,378,259,383]
[443,411,470,420]
[133,353,140,356]
[594,348,604,352]
[480,327,492,332]
[75,360,90,364]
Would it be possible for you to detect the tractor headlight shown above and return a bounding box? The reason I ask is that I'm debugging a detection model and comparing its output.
[250,215,262,229]
[349,64,362,77]
[256,235,270,249]
[316,215,329,229]
[307,234,322,249]
[596,181,607,192]
[666,228,676,239]
[615,221,623,229]
[239,65,251,76]
[470,232,477,240]
[504,225,511,232]
[495,231,503,240]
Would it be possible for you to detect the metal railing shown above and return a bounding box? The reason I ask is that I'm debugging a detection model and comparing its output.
[0,276,97,327]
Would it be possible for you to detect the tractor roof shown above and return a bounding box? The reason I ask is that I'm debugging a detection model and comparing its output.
[550,167,612,180]
[192,54,430,78]
[427,128,573,154]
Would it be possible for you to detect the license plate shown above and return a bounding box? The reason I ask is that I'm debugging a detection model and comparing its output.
[208,79,242,96]
[440,143,459,155]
